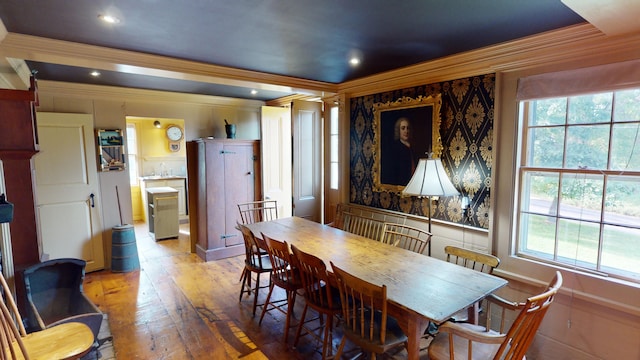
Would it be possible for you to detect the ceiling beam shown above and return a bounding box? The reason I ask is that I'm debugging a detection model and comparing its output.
[0,33,338,97]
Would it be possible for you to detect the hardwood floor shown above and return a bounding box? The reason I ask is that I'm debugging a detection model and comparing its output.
[84,222,428,359]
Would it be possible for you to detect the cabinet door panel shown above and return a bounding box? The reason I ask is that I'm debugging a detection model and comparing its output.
[223,143,255,247]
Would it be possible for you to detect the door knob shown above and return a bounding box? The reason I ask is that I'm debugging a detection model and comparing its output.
[89,193,95,208]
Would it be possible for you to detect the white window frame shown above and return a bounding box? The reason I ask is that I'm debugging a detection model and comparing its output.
[516,91,640,283]
[492,63,640,318]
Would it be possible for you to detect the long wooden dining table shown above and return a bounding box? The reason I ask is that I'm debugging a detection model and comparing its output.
[245,216,508,360]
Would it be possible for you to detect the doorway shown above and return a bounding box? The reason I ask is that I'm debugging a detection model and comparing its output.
[125,117,188,227]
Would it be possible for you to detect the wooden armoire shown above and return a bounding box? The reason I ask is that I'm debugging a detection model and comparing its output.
[0,77,40,314]
[186,139,261,261]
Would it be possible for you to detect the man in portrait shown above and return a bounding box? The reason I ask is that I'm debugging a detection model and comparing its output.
[380,106,432,187]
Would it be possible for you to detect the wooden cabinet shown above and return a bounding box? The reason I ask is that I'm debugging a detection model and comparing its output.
[0,79,40,272]
[0,77,39,315]
[186,139,261,261]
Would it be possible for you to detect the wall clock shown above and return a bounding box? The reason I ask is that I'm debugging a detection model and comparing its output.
[166,125,183,141]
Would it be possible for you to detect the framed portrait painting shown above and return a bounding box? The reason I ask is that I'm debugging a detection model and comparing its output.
[373,95,443,192]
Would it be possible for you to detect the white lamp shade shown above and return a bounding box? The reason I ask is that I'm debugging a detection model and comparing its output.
[402,158,459,197]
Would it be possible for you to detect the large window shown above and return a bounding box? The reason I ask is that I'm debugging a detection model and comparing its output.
[517,89,640,283]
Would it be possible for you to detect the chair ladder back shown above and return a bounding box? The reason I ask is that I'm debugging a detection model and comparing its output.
[291,245,335,310]
[0,272,26,337]
[342,212,383,240]
[444,246,500,274]
[492,272,562,360]
[331,203,346,229]
[239,223,266,269]
[0,296,28,360]
[333,263,387,344]
[381,223,431,255]
[237,200,279,224]
[262,234,298,290]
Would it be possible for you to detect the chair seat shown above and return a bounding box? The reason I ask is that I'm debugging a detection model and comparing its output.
[246,254,272,272]
[19,322,94,360]
[428,323,503,360]
[270,269,302,290]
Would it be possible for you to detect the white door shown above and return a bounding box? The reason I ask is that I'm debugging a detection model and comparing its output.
[260,106,292,218]
[292,100,322,222]
[34,112,105,271]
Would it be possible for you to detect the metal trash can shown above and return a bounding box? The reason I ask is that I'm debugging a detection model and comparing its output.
[111,224,140,272]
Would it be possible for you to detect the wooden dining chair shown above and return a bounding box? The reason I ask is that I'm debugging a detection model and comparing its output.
[258,233,303,343]
[237,200,279,224]
[236,200,276,283]
[238,223,272,317]
[380,223,432,255]
[0,270,95,359]
[445,246,500,273]
[330,261,408,360]
[445,246,501,323]
[340,211,386,240]
[290,245,342,359]
[428,271,563,360]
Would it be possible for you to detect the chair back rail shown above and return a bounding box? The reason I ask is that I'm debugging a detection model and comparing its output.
[491,272,562,359]
[428,271,563,360]
[332,203,408,242]
[238,223,273,316]
[259,233,303,342]
[237,200,279,224]
[381,223,432,255]
[330,261,408,358]
[341,211,386,241]
[443,246,501,323]
[445,246,500,273]
[291,245,341,359]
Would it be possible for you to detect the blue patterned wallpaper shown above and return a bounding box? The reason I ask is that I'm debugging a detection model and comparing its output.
[349,74,495,228]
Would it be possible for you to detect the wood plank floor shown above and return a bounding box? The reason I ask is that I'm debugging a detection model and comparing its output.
[84,222,429,359]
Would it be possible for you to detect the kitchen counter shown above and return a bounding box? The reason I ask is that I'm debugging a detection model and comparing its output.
[139,175,186,181]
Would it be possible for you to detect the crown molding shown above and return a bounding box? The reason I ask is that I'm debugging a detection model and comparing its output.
[37,80,266,109]
[0,33,338,97]
[339,23,640,97]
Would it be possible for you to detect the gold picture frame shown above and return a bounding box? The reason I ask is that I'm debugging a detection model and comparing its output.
[373,95,443,192]
[96,129,126,172]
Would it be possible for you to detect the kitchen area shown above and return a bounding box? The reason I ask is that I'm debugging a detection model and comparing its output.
[127,116,188,240]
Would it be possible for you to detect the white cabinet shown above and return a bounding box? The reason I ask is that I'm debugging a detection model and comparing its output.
[147,187,179,240]
[140,177,187,222]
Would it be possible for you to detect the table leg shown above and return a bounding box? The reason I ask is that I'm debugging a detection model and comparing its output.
[467,302,480,325]
[402,315,430,360]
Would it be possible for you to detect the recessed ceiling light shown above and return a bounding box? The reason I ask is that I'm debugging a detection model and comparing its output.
[348,49,363,67]
[98,14,120,24]
[90,71,101,77]
[251,89,258,95]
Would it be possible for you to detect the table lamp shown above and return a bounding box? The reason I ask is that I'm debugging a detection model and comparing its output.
[402,154,459,255]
